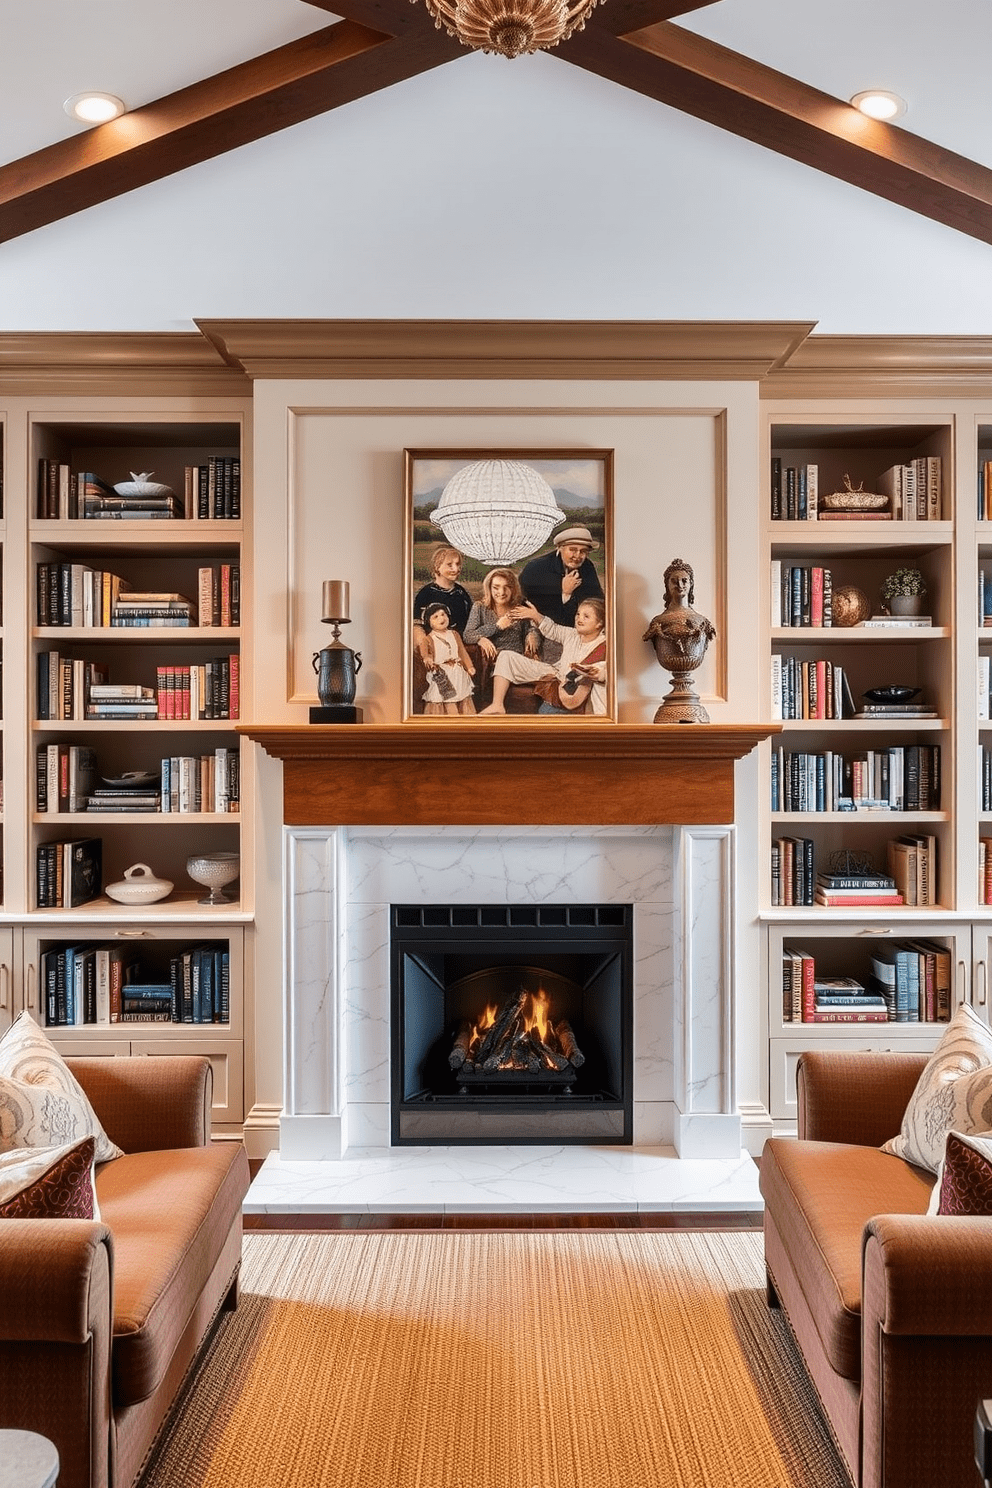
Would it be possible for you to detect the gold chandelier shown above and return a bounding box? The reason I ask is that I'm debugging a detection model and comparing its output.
[417,0,602,58]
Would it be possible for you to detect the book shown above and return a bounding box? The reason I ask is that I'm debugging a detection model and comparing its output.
[816,511,893,521]
[814,994,887,1008]
[858,615,933,628]
[816,874,896,890]
[807,1009,889,1022]
[814,891,905,906]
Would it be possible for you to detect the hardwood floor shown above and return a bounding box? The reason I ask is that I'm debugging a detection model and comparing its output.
[244,1210,764,1232]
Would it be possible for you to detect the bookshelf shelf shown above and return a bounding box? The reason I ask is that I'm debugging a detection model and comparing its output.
[34,627,241,642]
[33,720,241,733]
[771,810,948,823]
[771,627,950,642]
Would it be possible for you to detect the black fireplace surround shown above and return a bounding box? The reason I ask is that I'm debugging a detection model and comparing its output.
[390,904,633,1145]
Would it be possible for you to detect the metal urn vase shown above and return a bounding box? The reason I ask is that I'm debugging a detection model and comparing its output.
[312,641,362,707]
[642,558,717,724]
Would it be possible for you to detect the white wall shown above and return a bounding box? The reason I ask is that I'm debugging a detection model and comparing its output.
[0,51,989,334]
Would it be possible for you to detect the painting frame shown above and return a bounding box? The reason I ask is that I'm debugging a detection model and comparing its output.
[403,448,615,723]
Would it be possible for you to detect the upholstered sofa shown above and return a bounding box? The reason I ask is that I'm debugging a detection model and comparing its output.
[760,1047,992,1488]
[0,1055,250,1488]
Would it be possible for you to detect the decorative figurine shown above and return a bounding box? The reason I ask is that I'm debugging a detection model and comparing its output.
[311,580,363,722]
[643,558,716,723]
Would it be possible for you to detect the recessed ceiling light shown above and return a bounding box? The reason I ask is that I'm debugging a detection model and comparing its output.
[850,90,907,121]
[63,92,126,125]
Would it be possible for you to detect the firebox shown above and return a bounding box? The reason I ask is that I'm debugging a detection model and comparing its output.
[390,904,633,1145]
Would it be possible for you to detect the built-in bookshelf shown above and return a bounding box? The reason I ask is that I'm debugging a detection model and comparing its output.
[0,405,251,1135]
[761,411,980,1122]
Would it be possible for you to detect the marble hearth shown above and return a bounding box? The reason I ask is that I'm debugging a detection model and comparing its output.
[245,822,762,1214]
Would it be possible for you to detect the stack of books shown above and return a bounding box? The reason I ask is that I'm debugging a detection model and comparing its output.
[85,684,158,721]
[811,976,888,1023]
[85,783,160,813]
[813,871,904,907]
[111,592,196,628]
[81,487,183,520]
[781,951,890,1022]
[858,613,933,628]
[852,700,938,720]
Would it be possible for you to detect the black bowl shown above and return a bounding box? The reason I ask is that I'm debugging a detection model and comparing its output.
[862,686,921,704]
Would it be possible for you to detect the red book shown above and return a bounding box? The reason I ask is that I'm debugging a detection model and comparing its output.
[228,654,240,720]
[811,567,824,626]
[814,892,905,906]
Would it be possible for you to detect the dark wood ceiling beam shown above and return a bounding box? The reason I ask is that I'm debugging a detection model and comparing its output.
[0,19,462,244]
[562,20,992,246]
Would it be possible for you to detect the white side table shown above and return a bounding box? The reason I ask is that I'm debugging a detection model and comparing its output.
[0,1430,59,1488]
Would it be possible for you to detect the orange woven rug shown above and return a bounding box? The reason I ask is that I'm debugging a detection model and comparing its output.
[139,1230,850,1488]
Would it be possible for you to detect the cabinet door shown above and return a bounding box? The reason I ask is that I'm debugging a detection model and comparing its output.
[770,1032,939,1123]
[971,925,992,1025]
[128,1036,243,1125]
[0,929,15,1036]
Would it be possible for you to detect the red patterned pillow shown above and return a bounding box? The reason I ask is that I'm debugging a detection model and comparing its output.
[0,1136,97,1219]
[937,1131,992,1216]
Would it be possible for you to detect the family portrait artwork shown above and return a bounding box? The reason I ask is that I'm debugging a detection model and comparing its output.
[404,450,615,722]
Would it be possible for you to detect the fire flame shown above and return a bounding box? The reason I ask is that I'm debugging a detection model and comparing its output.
[523,987,551,1044]
[467,988,557,1065]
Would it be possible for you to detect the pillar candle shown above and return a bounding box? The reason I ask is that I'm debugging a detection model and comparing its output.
[322,580,350,622]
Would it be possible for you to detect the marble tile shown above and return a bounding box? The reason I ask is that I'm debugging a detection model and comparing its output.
[245,1145,762,1214]
[345,826,674,906]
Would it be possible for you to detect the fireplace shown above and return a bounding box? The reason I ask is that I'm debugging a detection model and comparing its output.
[241,722,778,1168]
[391,904,633,1144]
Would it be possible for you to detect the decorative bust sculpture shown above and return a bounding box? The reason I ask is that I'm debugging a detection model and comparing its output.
[642,558,716,723]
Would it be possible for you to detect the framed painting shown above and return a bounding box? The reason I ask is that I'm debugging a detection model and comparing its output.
[403,449,615,721]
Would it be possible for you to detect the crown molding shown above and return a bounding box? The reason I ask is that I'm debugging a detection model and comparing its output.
[761,334,992,400]
[0,332,250,397]
[194,318,817,381]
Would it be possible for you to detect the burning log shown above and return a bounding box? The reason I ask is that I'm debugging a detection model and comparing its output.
[475,988,527,1068]
[529,1032,570,1071]
[448,1020,474,1070]
[556,1020,585,1068]
[511,1031,542,1073]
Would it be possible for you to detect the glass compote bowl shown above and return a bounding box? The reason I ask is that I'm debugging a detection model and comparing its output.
[186,851,240,906]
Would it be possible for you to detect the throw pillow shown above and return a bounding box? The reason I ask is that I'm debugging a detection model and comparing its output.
[0,1136,97,1219]
[881,1002,992,1173]
[926,1130,992,1216]
[0,1011,122,1162]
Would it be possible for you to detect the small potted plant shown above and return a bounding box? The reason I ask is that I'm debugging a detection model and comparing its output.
[880,567,928,617]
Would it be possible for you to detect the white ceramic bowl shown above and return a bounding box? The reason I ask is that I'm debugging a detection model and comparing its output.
[105,863,173,905]
[113,472,174,498]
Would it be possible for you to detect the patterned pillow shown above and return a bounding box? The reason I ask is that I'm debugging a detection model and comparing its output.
[926,1130,992,1216]
[0,1137,98,1219]
[881,1002,992,1173]
[0,1011,122,1163]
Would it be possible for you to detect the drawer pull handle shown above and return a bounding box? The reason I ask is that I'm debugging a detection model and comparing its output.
[980,961,988,1008]
[115,930,151,939]
[958,959,968,1005]
[26,963,36,1011]
[857,927,893,936]
[0,963,8,1011]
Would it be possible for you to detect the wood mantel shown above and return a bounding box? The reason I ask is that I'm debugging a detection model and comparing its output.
[239,723,779,827]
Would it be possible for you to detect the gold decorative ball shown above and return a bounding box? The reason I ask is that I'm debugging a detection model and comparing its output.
[831,585,871,628]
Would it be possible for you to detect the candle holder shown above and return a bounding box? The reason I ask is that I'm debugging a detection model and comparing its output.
[311,580,364,723]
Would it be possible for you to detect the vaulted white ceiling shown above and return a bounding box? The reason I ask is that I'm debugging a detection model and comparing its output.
[0,0,988,333]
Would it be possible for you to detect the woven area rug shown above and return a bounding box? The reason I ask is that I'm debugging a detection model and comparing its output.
[140,1230,851,1488]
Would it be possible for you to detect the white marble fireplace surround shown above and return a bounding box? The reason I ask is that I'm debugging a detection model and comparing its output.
[244,823,762,1214]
